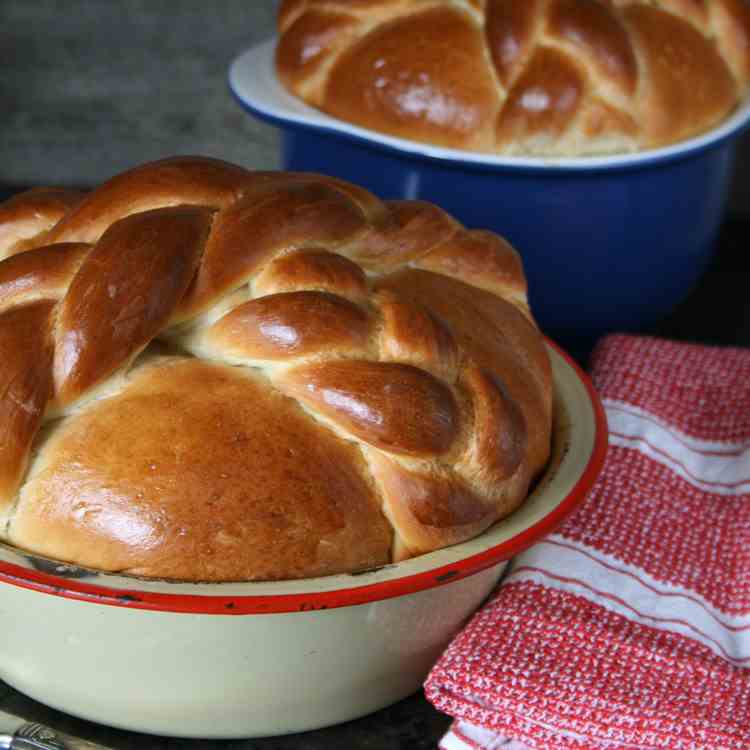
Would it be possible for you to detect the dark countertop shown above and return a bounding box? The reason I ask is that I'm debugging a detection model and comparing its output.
[651,221,750,349]
[0,685,450,750]
[0,215,748,748]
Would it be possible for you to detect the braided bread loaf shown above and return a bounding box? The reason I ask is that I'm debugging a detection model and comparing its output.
[276,0,750,156]
[0,157,551,581]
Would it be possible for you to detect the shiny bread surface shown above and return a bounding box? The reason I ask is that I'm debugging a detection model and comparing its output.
[0,157,552,580]
[276,0,750,155]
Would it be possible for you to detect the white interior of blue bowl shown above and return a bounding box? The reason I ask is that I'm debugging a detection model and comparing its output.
[229,38,750,171]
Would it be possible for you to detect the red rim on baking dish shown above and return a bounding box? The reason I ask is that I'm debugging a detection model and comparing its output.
[0,340,608,615]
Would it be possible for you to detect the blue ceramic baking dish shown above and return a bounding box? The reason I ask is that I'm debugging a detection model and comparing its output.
[229,40,750,356]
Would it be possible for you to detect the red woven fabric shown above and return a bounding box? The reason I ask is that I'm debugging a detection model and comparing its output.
[425,334,750,750]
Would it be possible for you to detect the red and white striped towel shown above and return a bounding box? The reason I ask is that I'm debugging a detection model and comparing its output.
[425,334,750,750]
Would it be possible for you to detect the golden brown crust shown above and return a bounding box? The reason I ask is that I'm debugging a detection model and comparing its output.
[178,178,368,321]
[0,243,90,314]
[276,0,750,155]
[377,293,460,382]
[276,9,360,104]
[10,360,392,580]
[44,157,249,247]
[366,452,495,560]
[53,207,210,407]
[414,228,528,312]
[496,46,586,148]
[322,6,501,151]
[0,303,54,517]
[206,291,370,361]
[0,156,552,581]
[350,200,461,270]
[715,0,750,85]
[547,0,638,97]
[461,363,527,482]
[623,5,737,147]
[279,360,459,457]
[485,0,543,88]
[376,269,552,474]
[0,188,84,259]
[254,249,369,300]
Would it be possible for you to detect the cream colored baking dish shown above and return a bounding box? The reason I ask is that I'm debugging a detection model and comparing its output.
[0,341,606,738]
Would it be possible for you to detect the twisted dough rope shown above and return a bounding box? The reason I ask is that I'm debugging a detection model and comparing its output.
[276,0,750,155]
[0,157,551,578]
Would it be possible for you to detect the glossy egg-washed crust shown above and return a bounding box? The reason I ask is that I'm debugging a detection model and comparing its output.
[0,157,551,582]
[276,0,750,155]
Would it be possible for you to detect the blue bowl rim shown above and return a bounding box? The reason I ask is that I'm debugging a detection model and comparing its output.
[228,38,750,176]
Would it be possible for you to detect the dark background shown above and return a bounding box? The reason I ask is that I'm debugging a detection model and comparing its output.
[1,2,278,193]
[1,2,749,749]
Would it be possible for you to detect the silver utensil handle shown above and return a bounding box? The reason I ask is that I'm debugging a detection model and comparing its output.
[0,723,66,750]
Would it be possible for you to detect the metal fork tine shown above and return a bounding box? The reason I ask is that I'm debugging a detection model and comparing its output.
[3,723,66,750]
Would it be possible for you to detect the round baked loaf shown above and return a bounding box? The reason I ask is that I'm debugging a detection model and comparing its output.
[276,0,750,156]
[0,157,551,581]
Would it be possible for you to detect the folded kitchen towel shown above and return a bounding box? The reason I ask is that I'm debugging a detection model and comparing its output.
[425,334,750,750]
